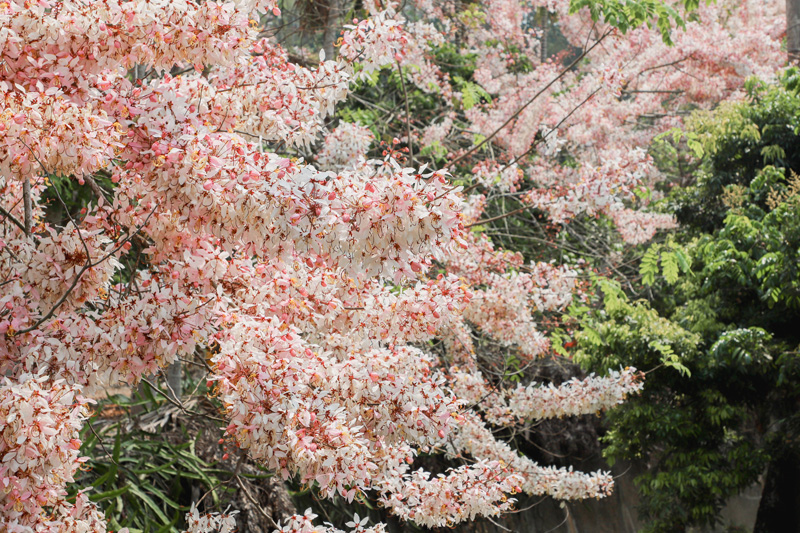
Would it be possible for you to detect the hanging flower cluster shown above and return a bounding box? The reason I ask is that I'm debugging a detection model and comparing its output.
[447,413,616,500]
[0,376,104,532]
[211,318,462,499]
[377,461,524,528]
[450,367,644,426]
[3,0,781,531]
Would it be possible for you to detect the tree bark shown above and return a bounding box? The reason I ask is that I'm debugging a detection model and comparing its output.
[540,9,548,63]
[321,0,350,61]
[166,360,182,401]
[788,0,800,63]
[22,178,32,235]
[753,447,800,532]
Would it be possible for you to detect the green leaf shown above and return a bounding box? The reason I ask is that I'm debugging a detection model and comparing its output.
[761,144,786,163]
[568,0,692,44]
[112,431,122,464]
[462,83,476,110]
[674,248,691,272]
[89,462,119,489]
[582,326,604,346]
[89,484,130,502]
[662,251,680,283]
[687,138,705,158]
[128,485,170,524]
[641,245,661,286]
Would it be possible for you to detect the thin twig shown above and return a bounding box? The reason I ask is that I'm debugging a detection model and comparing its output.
[139,377,225,422]
[466,206,527,228]
[14,205,158,335]
[236,475,279,529]
[395,59,414,163]
[448,31,610,170]
[85,175,111,202]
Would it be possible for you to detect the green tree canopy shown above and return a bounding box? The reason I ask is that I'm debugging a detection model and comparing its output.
[575,70,800,533]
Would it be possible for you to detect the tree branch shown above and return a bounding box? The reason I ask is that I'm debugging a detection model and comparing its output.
[0,205,27,234]
[448,31,610,170]
[22,178,32,235]
[396,59,414,163]
[462,85,602,196]
[14,205,158,335]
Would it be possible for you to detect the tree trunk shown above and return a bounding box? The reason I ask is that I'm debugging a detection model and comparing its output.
[322,0,350,61]
[753,447,800,532]
[788,0,800,63]
[166,360,182,401]
[540,9,548,63]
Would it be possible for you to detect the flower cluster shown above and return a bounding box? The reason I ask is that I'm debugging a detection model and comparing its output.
[18,223,119,312]
[7,0,772,529]
[608,207,679,245]
[472,161,523,193]
[522,148,654,225]
[338,7,451,97]
[339,12,409,77]
[420,115,454,148]
[316,122,375,171]
[275,510,386,533]
[450,367,644,426]
[527,262,579,312]
[180,504,239,533]
[0,376,104,533]
[0,88,123,181]
[463,271,553,358]
[207,41,351,149]
[378,462,523,528]
[448,413,616,500]
[506,367,644,421]
[211,319,462,499]
[330,274,472,347]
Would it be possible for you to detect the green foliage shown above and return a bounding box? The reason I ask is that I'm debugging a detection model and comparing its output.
[40,173,114,226]
[569,0,703,45]
[456,2,488,28]
[337,107,380,134]
[709,328,773,370]
[639,242,691,286]
[669,72,800,232]
[454,76,492,110]
[575,72,800,532]
[575,279,698,377]
[656,127,705,158]
[640,246,660,286]
[574,282,770,532]
[335,43,480,155]
[71,389,248,533]
[418,140,449,164]
[431,43,477,81]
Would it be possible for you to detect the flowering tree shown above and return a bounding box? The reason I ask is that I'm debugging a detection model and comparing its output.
[0,0,785,531]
